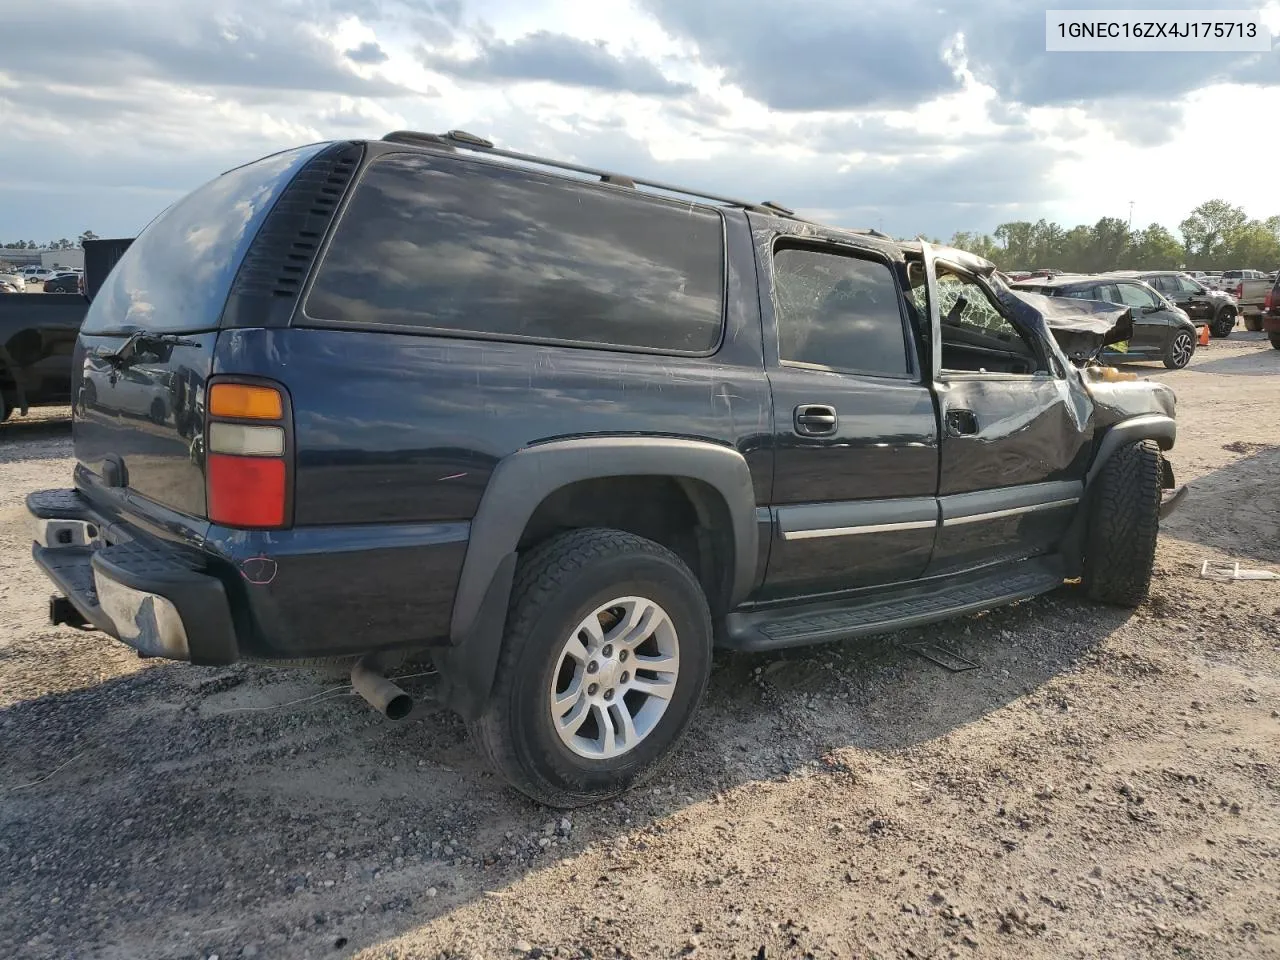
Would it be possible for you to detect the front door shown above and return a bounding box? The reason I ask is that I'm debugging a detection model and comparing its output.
[918,244,1092,576]
[1151,274,1210,324]
[760,240,940,601]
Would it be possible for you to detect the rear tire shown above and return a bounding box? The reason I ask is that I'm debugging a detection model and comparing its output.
[1270,333,1280,351]
[471,528,713,808]
[1245,315,1263,332]
[1082,440,1162,607]
[1211,310,1235,338]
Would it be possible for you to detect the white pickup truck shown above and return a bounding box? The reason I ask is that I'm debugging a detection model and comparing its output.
[1230,274,1275,331]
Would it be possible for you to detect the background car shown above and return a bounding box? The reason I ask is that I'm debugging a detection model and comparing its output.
[0,270,25,292]
[1012,273,1200,369]
[1221,269,1267,283]
[1119,270,1238,338]
[41,272,82,294]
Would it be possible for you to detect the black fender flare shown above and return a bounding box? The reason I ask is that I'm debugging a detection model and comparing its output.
[1060,414,1177,577]
[434,436,758,720]
[1084,414,1175,489]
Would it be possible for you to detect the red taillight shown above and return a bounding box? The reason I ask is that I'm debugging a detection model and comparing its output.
[1235,284,1243,299]
[205,381,290,529]
[208,455,286,528]
[1266,290,1274,311]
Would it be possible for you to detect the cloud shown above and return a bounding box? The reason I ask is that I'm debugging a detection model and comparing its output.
[1085,98,1186,147]
[0,0,407,97]
[345,41,390,64]
[960,0,1279,108]
[640,0,963,110]
[0,0,1277,247]
[422,31,694,96]
[641,0,1279,113]
[496,118,1069,238]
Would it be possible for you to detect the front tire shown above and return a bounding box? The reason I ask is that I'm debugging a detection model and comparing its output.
[472,528,713,808]
[1164,330,1195,369]
[1082,440,1162,607]
[1211,310,1235,338]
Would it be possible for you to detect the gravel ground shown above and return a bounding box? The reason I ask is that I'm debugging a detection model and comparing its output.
[1,333,1278,960]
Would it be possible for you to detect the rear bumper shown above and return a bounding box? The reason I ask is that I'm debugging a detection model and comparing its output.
[29,486,469,662]
[29,489,237,664]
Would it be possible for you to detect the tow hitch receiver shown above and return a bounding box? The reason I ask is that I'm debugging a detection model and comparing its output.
[50,594,90,629]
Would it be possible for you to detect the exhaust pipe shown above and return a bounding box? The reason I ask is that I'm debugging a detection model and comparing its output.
[1159,484,1189,519]
[351,657,414,721]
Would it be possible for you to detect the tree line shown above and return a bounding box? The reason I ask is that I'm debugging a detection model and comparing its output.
[946,200,1280,273]
[1,232,99,251]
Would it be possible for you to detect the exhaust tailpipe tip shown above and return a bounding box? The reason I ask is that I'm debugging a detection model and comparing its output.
[351,658,414,721]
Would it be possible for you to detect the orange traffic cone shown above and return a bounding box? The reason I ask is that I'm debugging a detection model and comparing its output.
[1198,324,1210,346]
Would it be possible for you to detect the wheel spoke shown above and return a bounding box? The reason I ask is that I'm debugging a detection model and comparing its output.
[561,634,590,665]
[632,651,678,674]
[594,703,617,757]
[557,696,590,735]
[611,601,663,649]
[628,674,676,700]
[610,702,638,749]
[552,676,583,717]
[577,617,604,652]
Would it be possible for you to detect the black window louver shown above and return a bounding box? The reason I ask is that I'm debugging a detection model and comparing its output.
[221,142,365,328]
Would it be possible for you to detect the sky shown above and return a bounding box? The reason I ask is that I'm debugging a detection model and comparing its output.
[0,0,1278,245]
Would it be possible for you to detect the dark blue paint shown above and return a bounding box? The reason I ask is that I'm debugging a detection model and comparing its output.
[57,137,1131,661]
[202,520,469,657]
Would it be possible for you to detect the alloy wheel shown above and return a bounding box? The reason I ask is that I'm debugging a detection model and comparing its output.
[549,596,680,760]
[1171,332,1194,367]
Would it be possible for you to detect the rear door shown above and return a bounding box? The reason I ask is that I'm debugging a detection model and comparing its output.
[75,143,328,523]
[759,237,940,600]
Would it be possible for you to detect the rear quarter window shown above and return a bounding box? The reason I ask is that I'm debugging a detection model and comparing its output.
[304,153,726,354]
[82,144,326,334]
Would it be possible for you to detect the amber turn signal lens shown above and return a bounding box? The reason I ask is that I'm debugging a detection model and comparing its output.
[209,383,283,420]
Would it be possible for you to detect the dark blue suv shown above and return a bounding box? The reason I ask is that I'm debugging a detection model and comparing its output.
[29,131,1183,806]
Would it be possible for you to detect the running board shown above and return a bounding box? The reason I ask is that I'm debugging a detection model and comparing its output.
[723,559,1063,652]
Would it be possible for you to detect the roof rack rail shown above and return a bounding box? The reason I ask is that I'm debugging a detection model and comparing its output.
[380,129,804,218]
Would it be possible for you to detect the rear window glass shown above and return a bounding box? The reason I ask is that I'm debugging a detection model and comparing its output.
[773,248,910,376]
[82,144,326,335]
[304,153,726,354]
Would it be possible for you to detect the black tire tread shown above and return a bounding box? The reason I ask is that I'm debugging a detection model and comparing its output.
[1270,332,1280,350]
[471,527,710,807]
[1083,440,1161,607]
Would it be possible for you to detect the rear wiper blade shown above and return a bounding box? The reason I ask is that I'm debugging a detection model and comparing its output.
[99,331,200,365]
